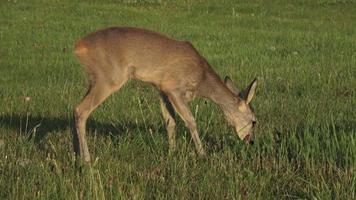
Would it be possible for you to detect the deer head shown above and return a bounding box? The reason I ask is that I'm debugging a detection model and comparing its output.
[224,76,258,144]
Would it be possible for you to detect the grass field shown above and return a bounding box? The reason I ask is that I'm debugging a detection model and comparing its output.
[0,0,355,199]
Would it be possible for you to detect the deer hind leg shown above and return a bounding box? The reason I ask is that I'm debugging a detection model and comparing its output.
[159,92,177,152]
[74,83,110,162]
[73,67,130,162]
[167,92,206,156]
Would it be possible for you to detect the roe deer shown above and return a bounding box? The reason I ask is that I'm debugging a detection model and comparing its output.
[73,27,258,162]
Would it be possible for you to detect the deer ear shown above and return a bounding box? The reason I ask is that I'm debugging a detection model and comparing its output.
[224,76,240,96]
[244,78,258,104]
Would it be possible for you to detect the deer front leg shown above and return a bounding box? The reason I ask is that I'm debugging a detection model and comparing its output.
[159,92,177,152]
[167,92,206,156]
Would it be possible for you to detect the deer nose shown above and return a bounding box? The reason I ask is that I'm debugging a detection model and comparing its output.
[243,134,254,145]
[252,120,257,127]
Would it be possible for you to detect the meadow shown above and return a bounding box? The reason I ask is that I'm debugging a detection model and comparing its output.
[0,0,355,199]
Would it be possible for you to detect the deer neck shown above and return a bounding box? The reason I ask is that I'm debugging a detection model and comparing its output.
[198,71,240,117]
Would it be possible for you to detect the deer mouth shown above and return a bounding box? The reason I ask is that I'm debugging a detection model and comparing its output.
[243,134,254,145]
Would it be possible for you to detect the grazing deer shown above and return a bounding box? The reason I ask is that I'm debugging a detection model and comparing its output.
[73,27,257,162]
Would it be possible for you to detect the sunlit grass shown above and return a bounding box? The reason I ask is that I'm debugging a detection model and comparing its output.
[0,0,355,199]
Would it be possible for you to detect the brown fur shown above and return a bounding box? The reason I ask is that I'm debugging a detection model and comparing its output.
[73,27,257,162]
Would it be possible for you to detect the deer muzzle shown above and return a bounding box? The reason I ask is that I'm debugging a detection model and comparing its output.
[243,134,254,145]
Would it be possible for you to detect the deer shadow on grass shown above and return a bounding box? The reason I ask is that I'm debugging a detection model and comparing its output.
[0,113,241,156]
[0,113,159,144]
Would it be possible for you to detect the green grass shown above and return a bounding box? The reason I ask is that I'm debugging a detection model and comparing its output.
[0,0,355,199]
